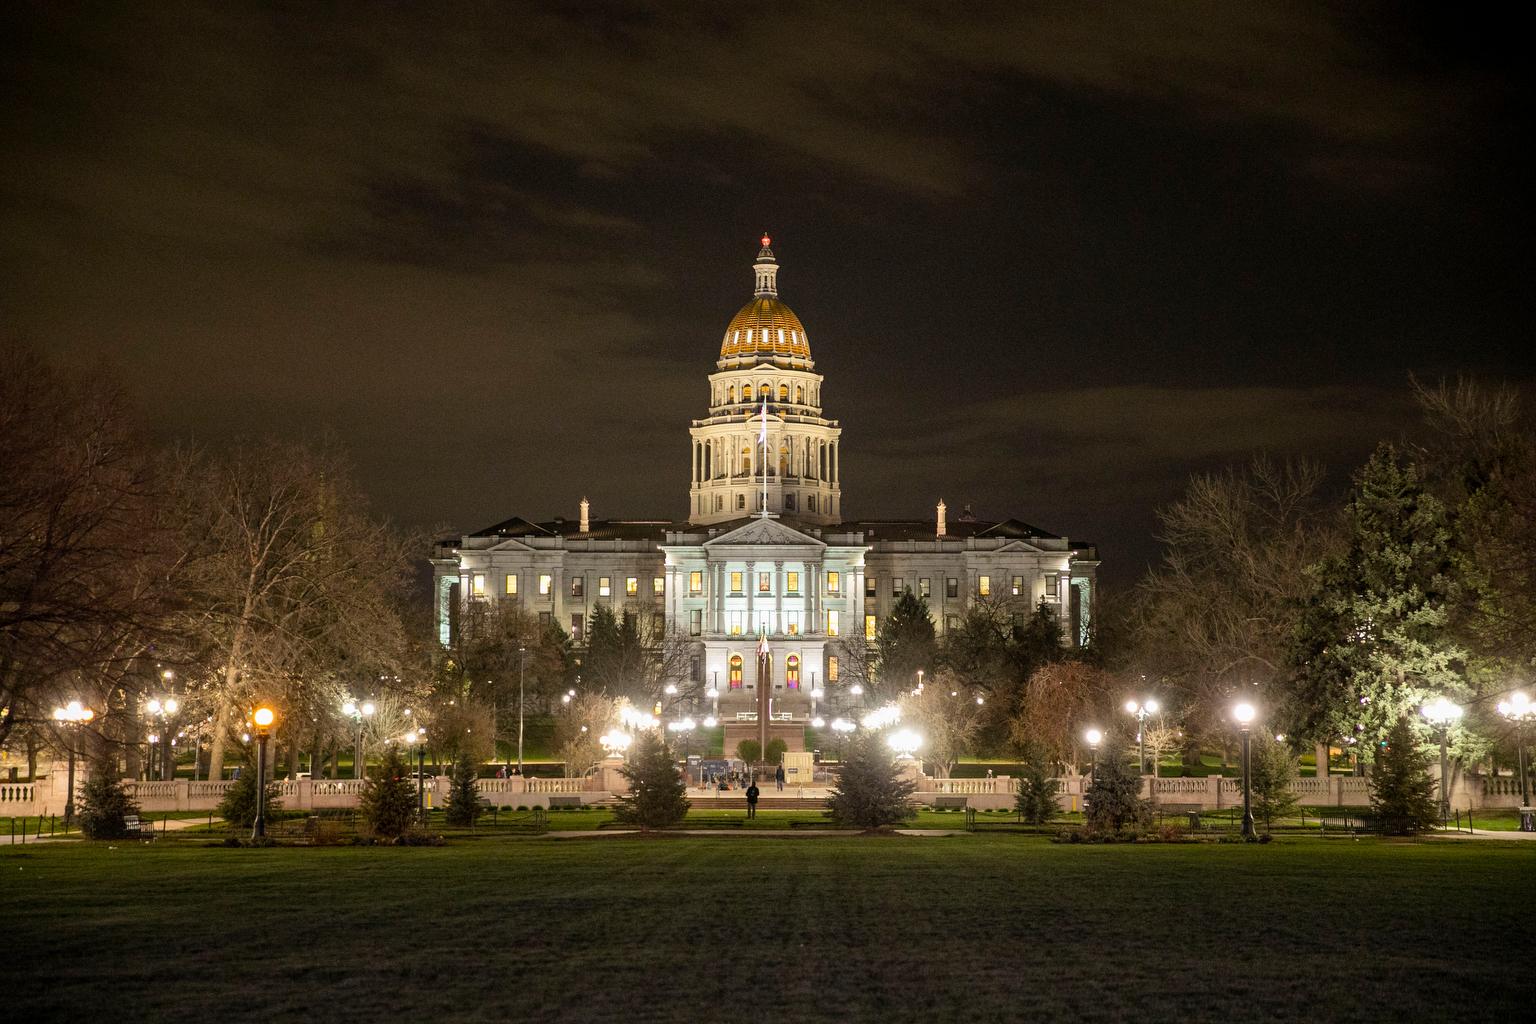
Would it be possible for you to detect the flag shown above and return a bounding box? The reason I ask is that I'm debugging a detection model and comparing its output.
[757,629,770,660]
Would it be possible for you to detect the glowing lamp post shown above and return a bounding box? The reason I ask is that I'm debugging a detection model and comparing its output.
[887,729,922,761]
[145,697,179,780]
[1083,727,1103,780]
[1233,701,1256,841]
[342,699,375,780]
[1124,698,1160,776]
[1420,697,1463,823]
[52,700,95,830]
[252,706,276,839]
[403,727,427,821]
[1498,691,1535,826]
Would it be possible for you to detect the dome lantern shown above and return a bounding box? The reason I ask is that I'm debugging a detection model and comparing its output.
[719,235,813,369]
[754,234,778,298]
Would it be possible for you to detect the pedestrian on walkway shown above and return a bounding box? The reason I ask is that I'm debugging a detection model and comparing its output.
[745,781,760,819]
[775,763,785,791]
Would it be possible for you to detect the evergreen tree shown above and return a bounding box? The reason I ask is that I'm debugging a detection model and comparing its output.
[443,752,486,827]
[217,748,282,829]
[78,761,140,839]
[1249,733,1300,831]
[1014,745,1060,825]
[1084,734,1149,832]
[826,731,917,829]
[875,590,937,699]
[1286,444,1467,748]
[613,730,689,829]
[1370,717,1440,835]
[359,746,418,839]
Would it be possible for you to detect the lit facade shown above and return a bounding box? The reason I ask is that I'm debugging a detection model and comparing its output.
[433,238,1098,717]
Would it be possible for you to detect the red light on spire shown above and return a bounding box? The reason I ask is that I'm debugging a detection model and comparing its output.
[761,234,771,247]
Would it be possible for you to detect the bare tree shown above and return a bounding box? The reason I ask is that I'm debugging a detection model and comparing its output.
[554,692,617,776]
[901,668,982,778]
[1009,661,1120,771]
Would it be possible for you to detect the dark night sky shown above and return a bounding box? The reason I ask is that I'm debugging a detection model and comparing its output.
[3,3,1532,587]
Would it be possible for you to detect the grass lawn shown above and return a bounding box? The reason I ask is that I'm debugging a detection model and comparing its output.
[3,831,1532,1022]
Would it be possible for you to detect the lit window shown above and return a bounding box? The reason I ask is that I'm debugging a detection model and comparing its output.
[864,615,877,640]
[746,329,753,344]
[471,574,486,597]
[828,655,839,682]
[690,609,702,636]
[505,574,518,596]
[827,610,840,636]
[731,572,743,593]
[786,654,800,688]
[538,574,552,596]
[727,385,735,402]
[778,383,788,400]
[626,577,638,597]
[571,613,584,642]
[599,577,611,597]
[653,576,664,597]
[786,571,799,594]
[826,570,840,594]
[689,571,703,594]
[866,576,876,598]
[1046,575,1059,597]
[786,614,799,635]
[1012,576,1024,596]
[730,611,743,635]
[979,576,991,597]
[795,386,803,403]
[778,329,785,345]
[744,384,754,401]
[946,577,958,599]
[729,654,744,688]
[892,577,904,597]
[759,573,771,593]
[571,577,584,599]
[919,578,931,598]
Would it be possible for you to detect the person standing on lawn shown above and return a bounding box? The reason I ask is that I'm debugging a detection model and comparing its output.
[745,781,760,819]
[775,763,785,791]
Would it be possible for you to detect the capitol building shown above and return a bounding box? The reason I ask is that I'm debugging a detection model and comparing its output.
[433,238,1098,729]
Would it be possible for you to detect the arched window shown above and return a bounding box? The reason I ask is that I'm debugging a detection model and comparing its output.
[778,384,788,401]
[727,385,735,403]
[795,385,803,403]
[740,446,751,474]
[778,444,788,476]
[786,655,800,689]
[729,654,743,689]
[742,384,753,401]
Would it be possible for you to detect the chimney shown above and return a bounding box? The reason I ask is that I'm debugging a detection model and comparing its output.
[936,499,947,538]
[579,497,590,534]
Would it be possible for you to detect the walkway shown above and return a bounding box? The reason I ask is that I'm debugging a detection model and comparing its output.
[0,817,202,846]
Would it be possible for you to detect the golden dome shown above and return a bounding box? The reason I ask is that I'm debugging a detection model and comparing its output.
[719,297,812,366]
[717,235,814,368]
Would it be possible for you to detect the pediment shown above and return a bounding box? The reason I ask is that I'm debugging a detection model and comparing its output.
[704,517,826,548]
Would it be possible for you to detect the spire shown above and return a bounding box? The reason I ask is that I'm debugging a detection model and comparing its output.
[753,233,778,298]
[936,499,947,538]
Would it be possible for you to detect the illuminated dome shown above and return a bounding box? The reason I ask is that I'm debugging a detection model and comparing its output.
[717,236,813,369]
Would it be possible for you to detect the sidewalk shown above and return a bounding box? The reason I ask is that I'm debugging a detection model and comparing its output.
[0,817,202,846]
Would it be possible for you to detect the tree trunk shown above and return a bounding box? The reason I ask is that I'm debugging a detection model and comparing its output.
[208,704,231,780]
[1315,742,1330,778]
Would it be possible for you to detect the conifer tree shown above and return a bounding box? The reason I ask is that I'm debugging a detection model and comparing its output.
[613,730,689,829]
[359,746,418,839]
[217,747,282,829]
[78,760,140,839]
[443,752,486,827]
[1370,717,1440,834]
[1249,733,1300,830]
[826,731,916,829]
[875,590,936,700]
[1084,734,1149,832]
[1014,745,1060,825]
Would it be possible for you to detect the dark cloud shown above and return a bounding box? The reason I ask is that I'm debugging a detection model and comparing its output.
[2,2,1530,587]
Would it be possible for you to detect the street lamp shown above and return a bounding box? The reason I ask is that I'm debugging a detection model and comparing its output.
[252,705,276,840]
[1420,697,1463,823]
[1497,691,1535,824]
[517,645,527,776]
[1083,727,1103,780]
[52,700,95,830]
[887,728,922,759]
[342,699,376,779]
[1124,697,1160,776]
[403,727,427,822]
[1233,701,1256,841]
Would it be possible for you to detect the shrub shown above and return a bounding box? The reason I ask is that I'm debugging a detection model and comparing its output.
[78,763,140,839]
[1084,735,1151,832]
[359,747,418,839]
[1015,745,1060,825]
[443,753,487,827]
[764,737,788,765]
[217,749,282,829]
[826,731,916,829]
[1250,733,1300,830]
[736,739,762,764]
[613,731,690,829]
[1370,717,1439,835]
